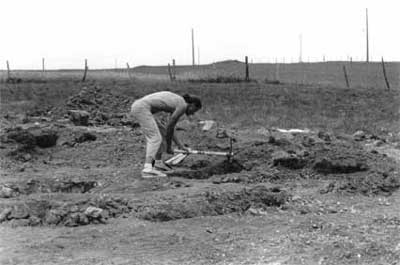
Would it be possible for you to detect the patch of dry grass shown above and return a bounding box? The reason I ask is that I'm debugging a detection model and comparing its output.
[1,67,399,135]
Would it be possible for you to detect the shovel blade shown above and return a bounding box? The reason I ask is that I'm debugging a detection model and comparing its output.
[165,153,188,166]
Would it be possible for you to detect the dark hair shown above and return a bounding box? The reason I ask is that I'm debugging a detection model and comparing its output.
[182,94,202,109]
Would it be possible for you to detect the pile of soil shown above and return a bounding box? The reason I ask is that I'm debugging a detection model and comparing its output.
[0,196,131,227]
[53,85,136,126]
[0,179,98,198]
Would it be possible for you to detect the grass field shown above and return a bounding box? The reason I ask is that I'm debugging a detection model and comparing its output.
[1,61,400,135]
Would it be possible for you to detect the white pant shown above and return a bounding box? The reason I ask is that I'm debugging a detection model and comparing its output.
[130,101,166,160]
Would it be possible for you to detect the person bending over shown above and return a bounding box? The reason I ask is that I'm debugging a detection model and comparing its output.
[130,91,202,178]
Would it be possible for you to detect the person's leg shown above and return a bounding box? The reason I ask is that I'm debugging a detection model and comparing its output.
[154,119,172,171]
[155,119,166,160]
[131,104,166,177]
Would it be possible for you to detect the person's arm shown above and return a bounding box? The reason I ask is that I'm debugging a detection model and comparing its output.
[166,106,186,153]
[172,129,186,150]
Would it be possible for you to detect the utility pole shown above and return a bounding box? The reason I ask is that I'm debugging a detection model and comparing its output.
[366,8,369,63]
[299,34,303,63]
[191,28,195,66]
[6,60,11,79]
[197,47,200,65]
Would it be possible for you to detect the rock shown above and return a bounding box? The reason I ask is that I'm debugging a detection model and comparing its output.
[31,129,58,148]
[272,151,307,169]
[313,157,369,174]
[120,117,139,128]
[75,132,97,143]
[291,195,302,201]
[353,130,366,141]
[9,205,30,219]
[269,135,294,146]
[318,131,332,142]
[394,142,400,150]
[64,212,89,227]
[94,111,110,123]
[0,185,16,198]
[29,216,42,226]
[68,110,90,126]
[69,205,79,213]
[373,140,385,147]
[78,213,89,225]
[61,141,76,147]
[44,209,63,225]
[10,219,31,227]
[0,208,12,222]
[320,182,336,194]
[247,207,268,216]
[21,153,32,162]
[216,129,229,139]
[199,120,216,131]
[63,213,81,227]
[107,118,121,127]
[84,206,103,219]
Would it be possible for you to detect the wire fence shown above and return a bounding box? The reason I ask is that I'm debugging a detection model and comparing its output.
[1,60,399,90]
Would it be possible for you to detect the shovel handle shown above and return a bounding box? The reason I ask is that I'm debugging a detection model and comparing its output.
[174,149,232,157]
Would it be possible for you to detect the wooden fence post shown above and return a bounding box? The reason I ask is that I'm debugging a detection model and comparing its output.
[6,60,11,79]
[42,58,45,73]
[82,59,88,82]
[342,65,350,88]
[167,63,173,81]
[172,59,176,80]
[275,62,280,81]
[126,63,133,81]
[381,57,390,90]
[245,56,249,82]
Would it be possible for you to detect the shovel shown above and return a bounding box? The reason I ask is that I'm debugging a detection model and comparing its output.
[165,153,189,166]
[165,148,234,166]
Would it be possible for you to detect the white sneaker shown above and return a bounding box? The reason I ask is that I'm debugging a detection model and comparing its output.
[141,168,167,178]
[154,160,172,171]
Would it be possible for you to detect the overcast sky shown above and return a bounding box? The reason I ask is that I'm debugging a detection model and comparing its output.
[1,0,399,69]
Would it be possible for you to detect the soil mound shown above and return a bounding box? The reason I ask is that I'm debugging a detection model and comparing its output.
[54,85,136,126]
[0,179,98,198]
[0,196,131,227]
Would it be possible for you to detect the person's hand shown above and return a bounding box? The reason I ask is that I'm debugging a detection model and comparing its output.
[180,146,191,154]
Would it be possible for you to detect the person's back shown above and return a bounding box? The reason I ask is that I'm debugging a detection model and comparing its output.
[138,91,186,114]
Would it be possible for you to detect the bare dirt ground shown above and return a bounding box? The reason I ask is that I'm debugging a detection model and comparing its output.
[0,78,399,265]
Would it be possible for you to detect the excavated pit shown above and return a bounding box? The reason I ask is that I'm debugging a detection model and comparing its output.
[171,159,244,179]
[135,185,290,222]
